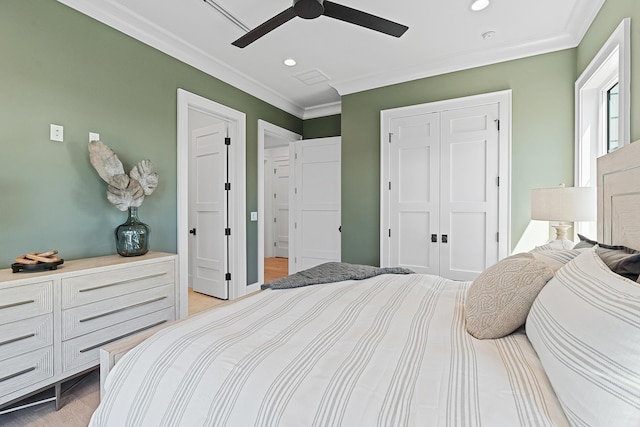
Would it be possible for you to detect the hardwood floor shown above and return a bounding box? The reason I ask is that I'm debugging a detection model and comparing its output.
[0,289,226,427]
[264,257,288,282]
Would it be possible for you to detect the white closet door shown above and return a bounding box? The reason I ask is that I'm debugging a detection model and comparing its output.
[440,103,500,280]
[273,156,290,258]
[291,137,341,273]
[190,123,228,299]
[389,113,440,274]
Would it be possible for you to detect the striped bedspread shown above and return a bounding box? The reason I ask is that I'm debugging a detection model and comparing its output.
[89,273,569,426]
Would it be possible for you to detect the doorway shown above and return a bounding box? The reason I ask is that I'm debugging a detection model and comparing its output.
[177,89,247,317]
[256,120,301,288]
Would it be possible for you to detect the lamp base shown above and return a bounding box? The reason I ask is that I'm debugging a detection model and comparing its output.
[552,223,571,240]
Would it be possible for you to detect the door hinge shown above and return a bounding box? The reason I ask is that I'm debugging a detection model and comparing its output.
[295,153,298,159]
[273,217,276,223]
[494,119,500,131]
[388,133,393,143]
[388,229,391,238]
[224,137,231,146]
[225,182,231,191]
[274,242,277,247]
[388,181,391,190]
[274,168,277,174]
[496,176,500,187]
[225,228,231,236]
[273,193,276,199]
[295,222,297,229]
[496,232,500,242]
[225,273,231,281]
[294,187,298,194]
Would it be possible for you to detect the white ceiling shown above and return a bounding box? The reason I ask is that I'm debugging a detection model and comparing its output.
[58,0,605,119]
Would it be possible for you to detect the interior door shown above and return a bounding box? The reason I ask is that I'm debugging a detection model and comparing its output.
[389,113,440,274]
[290,137,341,273]
[190,122,228,299]
[440,104,500,280]
[273,156,290,258]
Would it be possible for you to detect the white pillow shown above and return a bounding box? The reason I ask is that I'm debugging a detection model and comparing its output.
[526,247,640,427]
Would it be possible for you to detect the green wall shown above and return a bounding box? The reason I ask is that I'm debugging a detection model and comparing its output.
[577,0,640,142]
[0,0,302,282]
[340,50,577,265]
[302,114,341,138]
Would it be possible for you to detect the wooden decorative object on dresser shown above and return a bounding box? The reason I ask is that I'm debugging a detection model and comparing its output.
[0,251,179,413]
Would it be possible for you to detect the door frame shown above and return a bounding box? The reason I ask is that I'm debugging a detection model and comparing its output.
[256,120,301,289]
[177,89,247,316]
[380,90,512,268]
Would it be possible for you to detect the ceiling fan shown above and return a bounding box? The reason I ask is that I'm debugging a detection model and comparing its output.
[232,0,409,48]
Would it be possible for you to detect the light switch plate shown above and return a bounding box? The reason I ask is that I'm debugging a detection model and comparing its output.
[250,211,258,221]
[50,124,63,142]
[89,132,100,142]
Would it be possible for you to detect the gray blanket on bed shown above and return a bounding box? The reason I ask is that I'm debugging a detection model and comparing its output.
[261,262,414,290]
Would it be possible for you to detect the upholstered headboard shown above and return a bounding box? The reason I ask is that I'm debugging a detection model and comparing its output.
[597,141,640,251]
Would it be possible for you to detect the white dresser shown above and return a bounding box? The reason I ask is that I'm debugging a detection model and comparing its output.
[0,252,179,410]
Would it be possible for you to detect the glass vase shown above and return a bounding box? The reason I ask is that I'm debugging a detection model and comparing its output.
[115,207,150,257]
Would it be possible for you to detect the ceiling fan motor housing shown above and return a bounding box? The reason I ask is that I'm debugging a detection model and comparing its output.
[294,0,324,19]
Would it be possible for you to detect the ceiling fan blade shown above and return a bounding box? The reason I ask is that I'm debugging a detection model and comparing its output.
[232,7,297,48]
[322,1,408,38]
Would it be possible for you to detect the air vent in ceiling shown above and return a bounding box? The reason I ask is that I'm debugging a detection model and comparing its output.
[293,69,331,85]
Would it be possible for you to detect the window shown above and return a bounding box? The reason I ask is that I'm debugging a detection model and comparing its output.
[606,81,619,153]
[575,18,630,239]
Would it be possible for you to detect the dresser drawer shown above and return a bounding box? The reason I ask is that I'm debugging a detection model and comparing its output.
[0,281,53,325]
[62,307,175,372]
[61,260,174,309]
[61,284,174,340]
[0,314,53,362]
[0,346,54,398]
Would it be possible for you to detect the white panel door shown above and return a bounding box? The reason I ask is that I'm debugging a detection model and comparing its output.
[440,104,500,280]
[273,157,290,258]
[190,123,228,299]
[389,113,440,274]
[291,137,341,273]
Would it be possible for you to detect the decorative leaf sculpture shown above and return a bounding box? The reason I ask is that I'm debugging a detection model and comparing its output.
[88,141,159,210]
[107,179,145,211]
[88,141,125,187]
[129,160,158,196]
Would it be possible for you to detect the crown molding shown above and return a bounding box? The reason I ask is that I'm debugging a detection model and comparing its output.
[331,33,578,96]
[302,101,342,119]
[56,0,309,119]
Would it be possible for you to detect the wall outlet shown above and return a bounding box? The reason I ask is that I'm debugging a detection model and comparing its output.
[50,124,63,142]
[89,132,100,142]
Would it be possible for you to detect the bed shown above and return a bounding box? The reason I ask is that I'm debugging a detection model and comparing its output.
[89,142,640,427]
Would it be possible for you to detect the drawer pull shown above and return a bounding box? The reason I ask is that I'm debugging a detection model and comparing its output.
[79,296,167,323]
[0,367,36,383]
[0,300,35,310]
[78,272,167,293]
[0,333,36,347]
[79,320,167,353]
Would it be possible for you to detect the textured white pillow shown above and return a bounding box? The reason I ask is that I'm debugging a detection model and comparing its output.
[526,247,640,427]
[530,249,584,273]
[465,253,554,339]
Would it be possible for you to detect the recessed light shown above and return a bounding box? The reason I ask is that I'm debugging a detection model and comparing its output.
[482,30,496,40]
[283,58,297,67]
[471,0,490,11]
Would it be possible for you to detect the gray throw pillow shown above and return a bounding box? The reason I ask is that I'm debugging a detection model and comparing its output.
[465,253,554,339]
[596,246,640,281]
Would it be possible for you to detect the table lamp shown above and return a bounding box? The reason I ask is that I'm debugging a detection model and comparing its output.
[531,184,596,243]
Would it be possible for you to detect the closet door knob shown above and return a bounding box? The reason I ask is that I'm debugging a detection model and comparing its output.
[431,234,437,243]
[189,228,196,236]
[441,234,448,243]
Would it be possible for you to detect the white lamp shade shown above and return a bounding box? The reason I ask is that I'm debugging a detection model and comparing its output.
[531,186,596,222]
